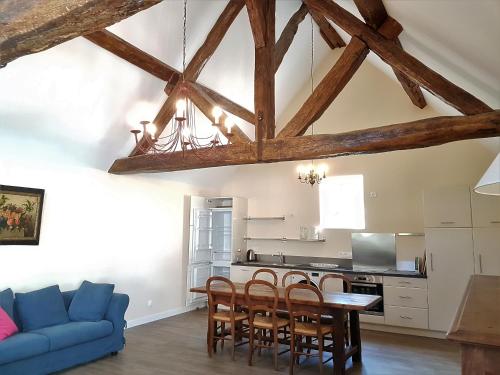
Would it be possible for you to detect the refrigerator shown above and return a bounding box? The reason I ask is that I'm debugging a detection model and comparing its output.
[186,196,247,306]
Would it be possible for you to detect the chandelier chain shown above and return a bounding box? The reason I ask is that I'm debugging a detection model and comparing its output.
[310,15,315,137]
[182,0,187,80]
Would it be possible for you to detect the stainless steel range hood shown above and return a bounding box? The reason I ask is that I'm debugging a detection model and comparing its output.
[351,233,396,272]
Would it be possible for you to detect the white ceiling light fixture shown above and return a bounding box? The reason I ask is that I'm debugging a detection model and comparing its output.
[474,152,500,195]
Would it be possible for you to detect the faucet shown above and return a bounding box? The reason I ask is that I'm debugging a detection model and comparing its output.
[272,251,284,264]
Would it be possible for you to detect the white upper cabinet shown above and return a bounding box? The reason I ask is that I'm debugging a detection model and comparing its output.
[423,186,472,228]
[471,191,500,227]
[473,228,500,276]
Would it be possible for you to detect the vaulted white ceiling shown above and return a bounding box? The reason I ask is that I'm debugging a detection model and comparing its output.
[0,0,498,171]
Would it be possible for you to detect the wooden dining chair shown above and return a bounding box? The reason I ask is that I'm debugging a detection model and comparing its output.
[244,279,289,370]
[285,283,334,375]
[252,268,278,286]
[206,276,248,360]
[319,273,352,293]
[319,273,352,345]
[281,270,311,287]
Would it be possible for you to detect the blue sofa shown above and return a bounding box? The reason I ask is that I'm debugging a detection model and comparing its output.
[0,288,129,375]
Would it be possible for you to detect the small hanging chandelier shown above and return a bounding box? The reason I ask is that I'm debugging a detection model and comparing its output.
[130,0,233,156]
[297,16,327,187]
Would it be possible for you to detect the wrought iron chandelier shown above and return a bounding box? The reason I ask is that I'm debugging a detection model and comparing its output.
[297,16,327,186]
[130,0,233,156]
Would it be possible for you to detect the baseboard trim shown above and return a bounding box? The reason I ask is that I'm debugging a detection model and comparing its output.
[126,302,206,329]
[361,322,446,339]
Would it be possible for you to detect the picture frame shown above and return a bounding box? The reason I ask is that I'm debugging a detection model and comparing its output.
[0,185,45,245]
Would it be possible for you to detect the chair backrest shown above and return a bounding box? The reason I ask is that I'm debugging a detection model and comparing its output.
[282,270,311,287]
[244,279,279,320]
[319,273,352,293]
[252,268,278,286]
[285,283,324,333]
[206,276,236,315]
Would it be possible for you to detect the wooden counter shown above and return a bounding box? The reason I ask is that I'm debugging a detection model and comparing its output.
[447,275,500,375]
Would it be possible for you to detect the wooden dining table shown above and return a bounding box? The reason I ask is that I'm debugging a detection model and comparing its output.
[190,281,382,375]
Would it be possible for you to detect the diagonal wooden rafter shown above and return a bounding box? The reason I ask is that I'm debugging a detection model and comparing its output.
[84,29,254,128]
[278,17,403,138]
[130,0,245,156]
[274,3,309,72]
[353,0,426,108]
[184,81,251,144]
[305,0,492,115]
[84,30,179,84]
[253,0,276,160]
[0,0,161,67]
[307,6,345,49]
[109,111,500,174]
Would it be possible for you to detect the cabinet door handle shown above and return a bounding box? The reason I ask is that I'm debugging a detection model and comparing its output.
[400,316,413,320]
[399,296,412,299]
[491,221,500,224]
[479,254,483,274]
[398,281,411,284]
[430,253,434,272]
[440,221,456,225]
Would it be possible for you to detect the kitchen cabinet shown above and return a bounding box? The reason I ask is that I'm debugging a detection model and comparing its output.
[473,228,500,276]
[471,191,500,227]
[384,286,428,309]
[423,186,472,228]
[425,228,474,331]
[230,266,253,283]
[385,306,429,329]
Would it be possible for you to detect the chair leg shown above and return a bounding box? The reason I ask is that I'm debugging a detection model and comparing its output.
[289,333,295,375]
[273,327,279,370]
[296,335,302,365]
[231,323,236,361]
[248,323,254,366]
[221,322,225,350]
[258,329,263,356]
[318,334,324,375]
[207,319,214,357]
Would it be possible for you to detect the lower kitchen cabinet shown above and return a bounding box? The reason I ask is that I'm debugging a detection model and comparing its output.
[473,228,500,276]
[384,286,428,309]
[425,228,474,332]
[385,306,429,329]
[230,266,253,283]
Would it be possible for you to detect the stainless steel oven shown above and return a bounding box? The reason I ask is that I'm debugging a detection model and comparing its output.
[350,275,384,316]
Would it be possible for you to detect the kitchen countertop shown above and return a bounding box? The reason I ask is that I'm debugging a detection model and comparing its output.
[232,261,426,278]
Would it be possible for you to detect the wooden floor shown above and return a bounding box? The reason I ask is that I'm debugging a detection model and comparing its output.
[62,309,460,375]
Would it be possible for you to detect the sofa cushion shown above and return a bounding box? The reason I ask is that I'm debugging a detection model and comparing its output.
[31,320,113,351]
[68,281,115,322]
[15,285,69,331]
[0,332,50,365]
[0,307,18,341]
[0,288,14,320]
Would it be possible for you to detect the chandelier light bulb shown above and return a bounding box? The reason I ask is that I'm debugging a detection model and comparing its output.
[146,123,157,139]
[225,117,234,134]
[212,106,223,124]
[176,99,187,118]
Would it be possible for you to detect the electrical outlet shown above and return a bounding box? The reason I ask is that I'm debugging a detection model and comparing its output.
[369,191,377,198]
[147,300,153,307]
[338,251,352,258]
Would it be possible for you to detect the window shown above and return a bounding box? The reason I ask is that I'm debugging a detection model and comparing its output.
[319,175,365,229]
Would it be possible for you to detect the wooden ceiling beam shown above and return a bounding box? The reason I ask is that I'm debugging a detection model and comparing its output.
[192,83,255,125]
[274,3,309,73]
[254,0,276,159]
[353,0,426,108]
[109,111,500,174]
[244,0,267,48]
[131,0,245,156]
[278,17,402,138]
[84,30,180,84]
[307,7,345,49]
[0,0,161,67]
[305,0,492,115]
[184,82,251,144]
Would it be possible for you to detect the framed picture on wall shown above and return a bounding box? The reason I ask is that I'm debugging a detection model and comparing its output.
[0,185,45,245]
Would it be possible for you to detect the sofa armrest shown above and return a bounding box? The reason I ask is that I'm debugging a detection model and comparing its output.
[105,293,130,331]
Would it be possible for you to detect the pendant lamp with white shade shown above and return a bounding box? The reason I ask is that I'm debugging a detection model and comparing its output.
[474,153,500,195]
